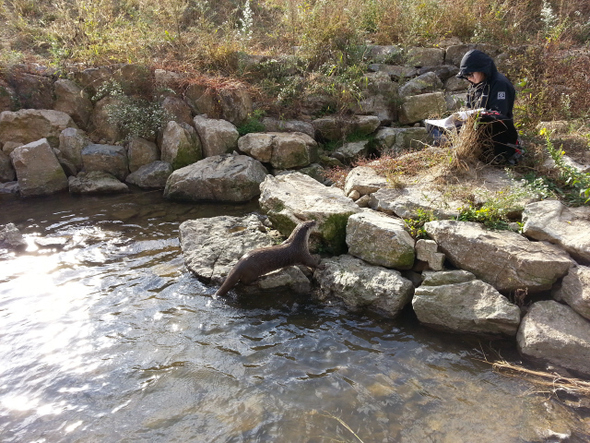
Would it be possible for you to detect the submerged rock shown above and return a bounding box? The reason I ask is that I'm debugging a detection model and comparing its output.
[68,171,129,194]
[0,223,27,249]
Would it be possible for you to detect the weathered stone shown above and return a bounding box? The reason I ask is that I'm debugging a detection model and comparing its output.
[89,96,125,143]
[8,72,54,109]
[312,115,380,142]
[193,115,239,158]
[375,127,429,153]
[415,239,445,271]
[398,72,443,98]
[262,117,316,138]
[164,154,267,202]
[10,138,68,197]
[333,140,370,164]
[368,64,417,81]
[346,211,415,270]
[398,92,447,125]
[81,143,129,180]
[68,171,129,194]
[2,141,22,155]
[259,172,361,255]
[553,266,590,321]
[424,220,573,293]
[59,127,91,171]
[418,65,460,82]
[365,45,404,63]
[111,64,153,97]
[54,79,93,129]
[0,223,27,249]
[298,163,328,185]
[0,81,17,112]
[523,200,590,265]
[160,121,202,170]
[160,96,193,125]
[72,66,112,96]
[370,185,462,219]
[0,181,19,194]
[127,137,159,172]
[238,132,317,169]
[0,150,15,182]
[240,266,312,296]
[407,47,445,67]
[344,166,388,197]
[218,87,253,125]
[313,254,414,317]
[0,109,78,148]
[125,161,172,189]
[445,76,469,92]
[413,270,521,336]
[179,214,274,283]
[184,84,221,118]
[517,300,590,376]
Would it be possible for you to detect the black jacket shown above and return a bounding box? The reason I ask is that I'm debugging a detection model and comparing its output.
[457,50,515,119]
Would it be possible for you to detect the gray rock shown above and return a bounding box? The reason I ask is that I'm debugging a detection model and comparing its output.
[370,185,462,219]
[346,211,415,270]
[344,166,388,197]
[523,200,590,265]
[415,239,445,271]
[164,154,268,202]
[59,127,91,171]
[81,143,129,180]
[0,223,26,249]
[68,171,129,194]
[10,138,68,197]
[54,79,93,129]
[261,117,315,138]
[160,96,193,125]
[89,96,125,143]
[2,141,22,156]
[127,137,159,172]
[413,270,521,336]
[553,266,590,321]
[368,64,417,81]
[0,181,19,194]
[0,81,17,112]
[8,72,54,109]
[240,266,312,296]
[425,220,573,293]
[398,72,443,98]
[375,127,429,153]
[313,254,414,317]
[333,140,370,164]
[259,172,361,254]
[179,214,273,284]
[0,150,15,182]
[218,87,253,126]
[517,300,590,376]
[125,161,173,189]
[407,47,445,67]
[238,132,317,169]
[398,92,447,125]
[160,121,202,169]
[312,115,380,142]
[193,115,239,157]
[0,109,78,148]
[184,84,220,118]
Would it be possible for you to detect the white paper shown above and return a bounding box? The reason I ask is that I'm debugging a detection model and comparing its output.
[424,108,485,129]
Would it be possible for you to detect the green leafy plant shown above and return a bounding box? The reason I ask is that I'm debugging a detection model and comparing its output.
[237,109,266,135]
[404,208,437,239]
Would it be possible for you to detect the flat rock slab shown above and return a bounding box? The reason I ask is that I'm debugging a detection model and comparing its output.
[425,220,573,293]
[517,300,590,376]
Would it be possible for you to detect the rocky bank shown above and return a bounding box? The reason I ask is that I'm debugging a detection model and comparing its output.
[1,43,590,378]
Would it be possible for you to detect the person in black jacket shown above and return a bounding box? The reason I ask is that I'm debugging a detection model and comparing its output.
[457,49,515,119]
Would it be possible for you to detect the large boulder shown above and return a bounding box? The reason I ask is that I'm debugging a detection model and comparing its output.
[160,96,193,126]
[81,143,129,180]
[125,161,172,189]
[164,154,268,202]
[313,254,414,318]
[398,92,446,125]
[8,72,54,109]
[344,166,388,197]
[407,47,445,67]
[0,109,78,148]
[68,171,129,194]
[346,211,415,270]
[10,138,68,197]
[412,270,521,336]
[261,117,315,138]
[89,96,125,143]
[398,72,443,98]
[218,87,253,126]
[259,172,361,254]
[311,115,380,142]
[522,200,590,265]
[374,127,429,153]
[370,185,462,219]
[553,266,590,321]
[58,127,91,172]
[238,132,317,169]
[193,115,239,158]
[160,121,202,169]
[517,300,590,376]
[53,79,93,129]
[127,137,159,172]
[424,220,573,293]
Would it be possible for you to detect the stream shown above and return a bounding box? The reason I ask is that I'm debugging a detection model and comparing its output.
[0,190,588,442]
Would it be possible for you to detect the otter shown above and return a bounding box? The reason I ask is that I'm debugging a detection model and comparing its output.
[214,219,319,297]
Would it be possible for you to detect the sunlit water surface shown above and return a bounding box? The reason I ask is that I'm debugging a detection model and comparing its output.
[1,191,588,442]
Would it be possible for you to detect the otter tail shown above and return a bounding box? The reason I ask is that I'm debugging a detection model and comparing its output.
[214,270,241,298]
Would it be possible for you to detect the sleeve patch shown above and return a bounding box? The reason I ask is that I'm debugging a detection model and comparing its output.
[497,91,506,100]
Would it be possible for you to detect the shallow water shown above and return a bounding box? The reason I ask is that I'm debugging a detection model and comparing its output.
[0,191,588,442]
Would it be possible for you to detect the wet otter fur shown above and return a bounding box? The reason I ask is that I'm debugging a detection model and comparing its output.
[214,220,319,297]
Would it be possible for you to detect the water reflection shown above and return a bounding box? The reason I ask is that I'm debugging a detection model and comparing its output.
[0,192,588,442]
